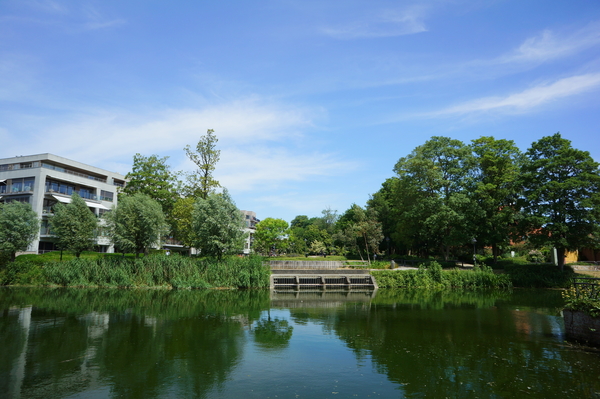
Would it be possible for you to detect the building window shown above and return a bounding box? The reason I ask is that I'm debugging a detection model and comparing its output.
[1,195,31,204]
[100,190,114,202]
[0,177,34,194]
[45,179,97,200]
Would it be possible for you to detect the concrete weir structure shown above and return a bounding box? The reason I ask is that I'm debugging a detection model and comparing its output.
[268,260,378,290]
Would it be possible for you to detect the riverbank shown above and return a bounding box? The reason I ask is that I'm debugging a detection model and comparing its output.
[0,255,270,289]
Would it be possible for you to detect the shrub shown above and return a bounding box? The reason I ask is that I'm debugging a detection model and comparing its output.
[562,286,600,318]
[504,264,574,288]
[373,263,511,289]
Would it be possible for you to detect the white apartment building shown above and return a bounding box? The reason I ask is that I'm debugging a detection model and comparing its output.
[0,154,127,254]
[240,210,259,255]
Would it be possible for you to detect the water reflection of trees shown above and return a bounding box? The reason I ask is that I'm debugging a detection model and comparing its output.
[323,290,599,398]
[252,317,294,350]
[0,288,271,398]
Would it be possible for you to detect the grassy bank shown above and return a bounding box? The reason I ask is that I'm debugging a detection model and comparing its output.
[0,254,270,289]
[373,263,512,289]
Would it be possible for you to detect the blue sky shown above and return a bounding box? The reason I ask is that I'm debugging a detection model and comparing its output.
[2,1,600,223]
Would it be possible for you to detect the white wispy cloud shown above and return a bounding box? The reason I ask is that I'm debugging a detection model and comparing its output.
[497,22,600,65]
[1,98,354,191]
[81,4,125,30]
[432,73,600,116]
[13,99,314,164]
[217,147,356,192]
[321,6,428,39]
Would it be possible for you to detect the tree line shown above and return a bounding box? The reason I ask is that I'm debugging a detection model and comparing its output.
[1,131,598,266]
[251,133,600,269]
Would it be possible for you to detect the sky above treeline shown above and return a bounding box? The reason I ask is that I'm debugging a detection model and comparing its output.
[2,1,600,223]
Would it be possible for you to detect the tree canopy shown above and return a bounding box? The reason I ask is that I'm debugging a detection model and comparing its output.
[104,193,168,256]
[50,193,98,257]
[521,133,600,268]
[0,201,39,261]
[191,189,246,259]
[122,153,180,217]
[253,218,289,256]
[184,129,221,199]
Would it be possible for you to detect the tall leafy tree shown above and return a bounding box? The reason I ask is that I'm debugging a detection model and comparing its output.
[367,178,399,255]
[0,201,39,261]
[253,218,289,256]
[470,137,523,262]
[334,204,383,262]
[191,189,246,259]
[184,129,221,199]
[104,193,169,257]
[171,196,196,248]
[50,193,98,258]
[521,133,600,269]
[122,153,180,217]
[393,136,475,260]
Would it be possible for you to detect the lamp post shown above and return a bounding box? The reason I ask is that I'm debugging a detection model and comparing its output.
[472,237,477,267]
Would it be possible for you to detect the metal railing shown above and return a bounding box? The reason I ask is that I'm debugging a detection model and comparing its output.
[573,276,600,300]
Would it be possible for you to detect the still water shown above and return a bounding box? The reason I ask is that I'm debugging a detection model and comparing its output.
[1,288,599,398]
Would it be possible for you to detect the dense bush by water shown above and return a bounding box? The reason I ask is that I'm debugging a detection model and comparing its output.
[373,262,512,289]
[504,264,574,288]
[0,254,270,289]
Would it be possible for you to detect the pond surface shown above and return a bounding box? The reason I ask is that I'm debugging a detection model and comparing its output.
[1,288,599,398]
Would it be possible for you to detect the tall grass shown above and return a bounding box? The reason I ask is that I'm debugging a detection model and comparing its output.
[373,262,512,289]
[0,254,269,289]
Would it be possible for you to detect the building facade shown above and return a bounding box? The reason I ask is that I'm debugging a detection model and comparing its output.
[240,210,259,255]
[0,154,127,254]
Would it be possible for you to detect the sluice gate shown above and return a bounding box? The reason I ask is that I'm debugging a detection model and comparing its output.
[269,261,377,289]
[270,274,377,289]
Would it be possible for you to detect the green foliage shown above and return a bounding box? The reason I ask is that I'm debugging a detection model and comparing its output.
[0,201,39,261]
[470,137,523,261]
[199,256,270,289]
[521,133,600,268]
[253,217,289,256]
[49,193,98,257]
[373,262,512,289]
[391,137,477,260]
[104,193,169,256]
[504,264,574,288]
[2,254,269,289]
[0,260,44,286]
[334,204,382,262]
[171,196,196,247]
[526,250,545,263]
[122,153,180,216]
[184,129,221,199]
[562,285,600,318]
[192,189,247,259]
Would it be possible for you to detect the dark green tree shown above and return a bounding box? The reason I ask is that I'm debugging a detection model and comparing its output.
[191,189,246,259]
[367,178,399,256]
[184,129,221,199]
[521,133,600,269]
[49,193,98,258]
[0,201,39,261]
[122,153,180,217]
[393,136,476,260]
[470,136,523,262]
[104,193,169,257]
